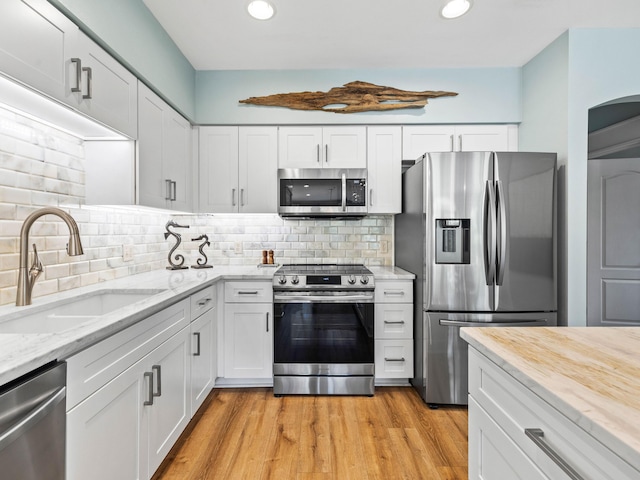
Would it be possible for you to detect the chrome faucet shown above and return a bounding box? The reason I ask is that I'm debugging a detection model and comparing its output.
[16,207,84,306]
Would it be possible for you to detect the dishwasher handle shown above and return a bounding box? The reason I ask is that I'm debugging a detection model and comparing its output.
[439,319,549,328]
[0,385,66,451]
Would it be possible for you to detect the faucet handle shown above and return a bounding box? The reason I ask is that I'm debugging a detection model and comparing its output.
[28,243,43,282]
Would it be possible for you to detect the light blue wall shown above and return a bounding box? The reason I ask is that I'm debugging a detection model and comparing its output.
[522,28,640,326]
[195,68,521,125]
[48,0,196,119]
[520,33,569,324]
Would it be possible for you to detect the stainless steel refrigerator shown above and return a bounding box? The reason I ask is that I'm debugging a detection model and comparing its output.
[395,151,557,406]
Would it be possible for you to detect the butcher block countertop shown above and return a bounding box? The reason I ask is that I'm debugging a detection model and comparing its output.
[461,326,640,473]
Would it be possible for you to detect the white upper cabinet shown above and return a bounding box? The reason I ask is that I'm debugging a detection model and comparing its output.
[138,82,192,211]
[367,126,402,214]
[278,126,366,169]
[402,124,518,159]
[0,0,138,138]
[0,0,79,105]
[199,126,277,213]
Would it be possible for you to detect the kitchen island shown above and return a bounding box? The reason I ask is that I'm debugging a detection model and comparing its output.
[461,326,640,479]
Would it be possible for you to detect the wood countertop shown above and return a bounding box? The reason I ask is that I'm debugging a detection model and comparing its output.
[460,326,640,472]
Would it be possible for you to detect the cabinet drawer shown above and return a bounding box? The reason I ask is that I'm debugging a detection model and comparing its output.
[375,281,413,303]
[374,304,413,339]
[469,348,639,480]
[225,281,273,303]
[66,299,190,410]
[374,339,414,379]
[191,285,216,320]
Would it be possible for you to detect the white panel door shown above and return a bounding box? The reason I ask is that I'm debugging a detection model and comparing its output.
[456,125,510,151]
[66,361,146,480]
[164,110,192,211]
[145,328,190,477]
[587,158,640,326]
[224,303,272,378]
[278,126,323,168]
[367,126,401,214]
[239,126,278,212]
[0,0,80,105]
[199,126,239,212]
[138,83,166,209]
[190,308,215,416]
[402,125,455,159]
[323,126,367,168]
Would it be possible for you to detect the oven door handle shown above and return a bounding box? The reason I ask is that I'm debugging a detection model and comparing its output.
[274,293,374,303]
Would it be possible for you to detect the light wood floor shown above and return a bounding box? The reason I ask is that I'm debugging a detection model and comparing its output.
[153,387,468,480]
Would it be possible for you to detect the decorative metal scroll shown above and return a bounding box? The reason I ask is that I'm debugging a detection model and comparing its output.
[239,81,458,114]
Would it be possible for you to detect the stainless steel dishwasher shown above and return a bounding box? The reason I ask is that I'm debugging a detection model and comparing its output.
[0,362,66,480]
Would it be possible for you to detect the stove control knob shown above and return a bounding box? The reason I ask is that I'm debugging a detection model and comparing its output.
[347,275,356,285]
[278,275,287,285]
[291,275,300,285]
[360,275,370,285]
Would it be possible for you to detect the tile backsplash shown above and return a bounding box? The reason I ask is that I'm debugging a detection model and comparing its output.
[0,106,393,306]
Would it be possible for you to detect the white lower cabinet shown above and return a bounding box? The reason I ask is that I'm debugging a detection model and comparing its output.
[374,280,414,382]
[468,347,640,480]
[66,286,218,480]
[222,281,273,380]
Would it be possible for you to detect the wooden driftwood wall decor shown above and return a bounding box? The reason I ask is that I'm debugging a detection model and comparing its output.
[239,81,458,114]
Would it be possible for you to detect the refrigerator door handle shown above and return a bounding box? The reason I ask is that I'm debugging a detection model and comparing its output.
[484,180,497,285]
[496,180,508,286]
[439,319,549,327]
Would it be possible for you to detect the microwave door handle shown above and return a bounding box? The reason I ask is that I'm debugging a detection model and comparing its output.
[341,173,347,212]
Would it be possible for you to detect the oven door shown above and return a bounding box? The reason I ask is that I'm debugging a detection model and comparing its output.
[273,292,374,376]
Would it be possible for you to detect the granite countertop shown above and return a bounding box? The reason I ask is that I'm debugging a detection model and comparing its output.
[461,326,640,472]
[0,265,412,387]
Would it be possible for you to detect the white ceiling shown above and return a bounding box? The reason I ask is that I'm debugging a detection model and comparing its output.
[142,0,640,71]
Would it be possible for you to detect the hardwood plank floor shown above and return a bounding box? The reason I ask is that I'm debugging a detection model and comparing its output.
[153,387,468,480]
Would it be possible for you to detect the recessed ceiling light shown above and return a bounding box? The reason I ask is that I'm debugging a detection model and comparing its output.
[247,0,275,20]
[441,0,473,19]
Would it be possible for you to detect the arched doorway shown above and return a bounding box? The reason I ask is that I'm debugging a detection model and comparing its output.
[586,95,640,326]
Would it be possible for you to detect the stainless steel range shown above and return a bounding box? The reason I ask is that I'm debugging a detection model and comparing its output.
[273,264,375,396]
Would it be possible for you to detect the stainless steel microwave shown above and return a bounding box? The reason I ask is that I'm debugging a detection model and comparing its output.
[278,168,368,218]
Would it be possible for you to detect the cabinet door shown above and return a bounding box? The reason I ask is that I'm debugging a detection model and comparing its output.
[468,397,547,480]
[402,125,455,159]
[278,126,323,168]
[145,328,190,477]
[456,125,512,152]
[138,82,167,209]
[76,35,138,138]
[199,126,239,212]
[374,304,413,339]
[0,0,80,106]
[323,126,367,168]
[367,126,401,214]
[239,126,278,213]
[190,308,215,416]
[164,110,192,211]
[223,303,272,378]
[374,339,414,379]
[66,361,146,480]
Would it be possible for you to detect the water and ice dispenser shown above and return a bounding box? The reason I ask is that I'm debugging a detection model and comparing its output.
[435,219,470,264]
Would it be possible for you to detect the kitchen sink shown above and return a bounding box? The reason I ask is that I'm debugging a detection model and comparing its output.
[0,289,166,334]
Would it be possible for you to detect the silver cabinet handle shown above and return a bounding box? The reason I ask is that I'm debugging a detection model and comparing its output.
[240,188,245,206]
[152,365,161,397]
[171,180,177,201]
[193,332,201,356]
[165,179,172,200]
[383,290,405,296]
[450,134,454,152]
[385,357,405,362]
[525,428,584,480]
[369,188,373,206]
[70,58,82,93]
[325,144,328,163]
[238,290,259,295]
[458,134,463,151]
[384,320,405,325]
[144,371,154,406]
[82,66,92,99]
[316,144,320,163]
[197,298,211,307]
[266,312,269,332]
[232,188,237,206]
